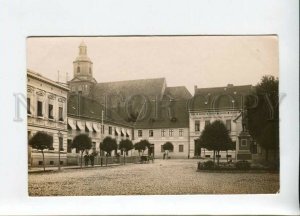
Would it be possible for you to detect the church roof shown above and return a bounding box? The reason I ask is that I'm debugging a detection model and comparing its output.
[68,77,192,129]
[164,86,192,100]
[89,77,167,101]
[133,99,190,129]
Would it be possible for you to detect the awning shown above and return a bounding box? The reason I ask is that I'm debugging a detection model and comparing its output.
[126,130,130,137]
[68,119,76,130]
[115,128,120,135]
[85,122,93,131]
[92,123,100,132]
[76,121,84,131]
[121,128,126,136]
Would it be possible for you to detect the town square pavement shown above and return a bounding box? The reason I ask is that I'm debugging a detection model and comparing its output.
[28,159,279,196]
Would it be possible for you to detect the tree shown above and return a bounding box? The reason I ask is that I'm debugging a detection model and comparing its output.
[71,134,92,168]
[199,120,233,166]
[162,142,174,159]
[119,139,133,165]
[100,136,118,157]
[134,139,150,156]
[246,75,279,161]
[29,131,53,171]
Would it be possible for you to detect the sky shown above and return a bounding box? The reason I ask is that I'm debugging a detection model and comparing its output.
[27,36,278,94]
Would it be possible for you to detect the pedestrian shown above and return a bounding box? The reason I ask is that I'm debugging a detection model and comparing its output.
[84,154,89,166]
[89,154,95,166]
[163,153,166,160]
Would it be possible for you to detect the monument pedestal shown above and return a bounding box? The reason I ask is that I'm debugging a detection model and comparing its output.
[237,131,252,161]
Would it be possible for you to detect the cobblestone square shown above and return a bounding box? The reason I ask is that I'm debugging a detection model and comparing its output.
[28,159,279,196]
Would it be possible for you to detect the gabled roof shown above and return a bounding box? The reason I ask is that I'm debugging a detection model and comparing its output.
[164,86,192,100]
[89,77,166,101]
[67,94,132,127]
[192,84,255,110]
[132,99,190,129]
[195,84,254,95]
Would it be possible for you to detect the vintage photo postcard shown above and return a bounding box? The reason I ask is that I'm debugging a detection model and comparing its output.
[27,36,279,196]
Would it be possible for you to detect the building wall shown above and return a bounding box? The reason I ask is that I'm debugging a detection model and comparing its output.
[189,110,244,160]
[67,116,134,161]
[27,70,69,167]
[133,128,189,159]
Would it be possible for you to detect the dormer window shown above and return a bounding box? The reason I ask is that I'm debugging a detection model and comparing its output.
[77,66,80,73]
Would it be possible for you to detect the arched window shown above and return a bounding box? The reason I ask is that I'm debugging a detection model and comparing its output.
[77,66,80,73]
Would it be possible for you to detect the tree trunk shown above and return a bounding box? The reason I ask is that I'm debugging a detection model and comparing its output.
[80,151,83,168]
[226,150,228,162]
[124,152,126,165]
[213,150,215,165]
[217,150,220,166]
[42,150,45,171]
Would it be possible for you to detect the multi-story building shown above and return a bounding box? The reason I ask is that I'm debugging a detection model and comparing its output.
[188,84,258,160]
[28,42,261,166]
[67,42,192,159]
[27,69,69,166]
[66,94,134,164]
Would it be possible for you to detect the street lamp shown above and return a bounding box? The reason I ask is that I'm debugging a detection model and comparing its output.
[57,130,63,171]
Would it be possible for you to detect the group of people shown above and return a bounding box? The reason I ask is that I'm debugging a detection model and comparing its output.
[84,154,95,166]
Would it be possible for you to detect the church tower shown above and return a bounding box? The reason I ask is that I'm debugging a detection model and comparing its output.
[69,41,97,96]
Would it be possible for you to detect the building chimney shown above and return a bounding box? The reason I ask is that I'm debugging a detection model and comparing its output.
[194,85,198,93]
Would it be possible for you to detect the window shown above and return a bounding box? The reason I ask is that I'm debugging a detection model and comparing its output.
[179,145,184,152]
[58,137,63,151]
[101,125,105,134]
[226,119,231,131]
[108,126,112,135]
[37,101,43,117]
[89,67,92,74]
[67,139,72,153]
[195,120,200,132]
[77,66,80,73]
[92,142,96,152]
[27,98,31,114]
[27,131,31,142]
[149,130,153,137]
[48,104,54,119]
[138,130,143,137]
[161,145,164,152]
[205,120,210,126]
[179,129,184,137]
[161,129,165,137]
[169,129,174,136]
[58,107,63,121]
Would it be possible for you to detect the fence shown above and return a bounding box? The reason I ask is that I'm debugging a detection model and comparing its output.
[67,154,140,166]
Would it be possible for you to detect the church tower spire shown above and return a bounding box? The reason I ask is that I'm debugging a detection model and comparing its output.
[69,41,97,96]
[73,41,94,79]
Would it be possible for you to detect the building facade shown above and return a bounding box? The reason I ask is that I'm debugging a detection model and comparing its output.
[27,69,69,166]
[188,84,258,161]
[66,94,134,165]
[28,42,261,167]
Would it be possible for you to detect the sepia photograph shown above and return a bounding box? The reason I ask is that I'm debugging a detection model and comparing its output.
[27,36,280,196]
